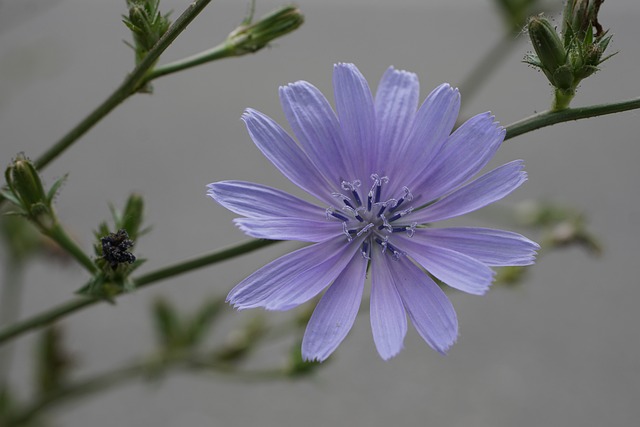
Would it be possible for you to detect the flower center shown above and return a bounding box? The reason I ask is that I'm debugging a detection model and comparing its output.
[326,174,417,260]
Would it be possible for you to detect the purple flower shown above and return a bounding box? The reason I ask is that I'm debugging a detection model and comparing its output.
[207,63,539,361]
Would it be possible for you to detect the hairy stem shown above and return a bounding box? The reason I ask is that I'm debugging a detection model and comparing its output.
[504,96,640,140]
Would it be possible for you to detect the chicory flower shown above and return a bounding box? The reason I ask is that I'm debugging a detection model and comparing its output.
[208,63,538,361]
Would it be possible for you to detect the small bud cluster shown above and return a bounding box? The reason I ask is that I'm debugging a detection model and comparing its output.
[524,0,615,109]
[101,229,136,269]
[123,0,171,92]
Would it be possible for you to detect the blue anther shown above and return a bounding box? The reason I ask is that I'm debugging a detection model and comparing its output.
[361,241,370,259]
[330,211,350,222]
[351,190,362,207]
[388,212,402,222]
[389,197,404,213]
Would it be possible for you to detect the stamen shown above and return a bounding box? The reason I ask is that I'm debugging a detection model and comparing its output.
[390,187,413,213]
[361,241,371,260]
[374,236,388,254]
[342,223,353,242]
[343,206,365,222]
[341,180,363,207]
[356,223,374,237]
[406,222,417,237]
[377,213,392,232]
[332,192,355,210]
[326,208,350,222]
[387,207,413,223]
[369,174,389,205]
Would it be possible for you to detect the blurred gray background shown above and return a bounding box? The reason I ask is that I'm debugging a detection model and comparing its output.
[1,0,640,426]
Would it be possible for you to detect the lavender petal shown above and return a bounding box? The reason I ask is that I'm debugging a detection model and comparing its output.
[302,254,367,361]
[412,112,505,202]
[397,84,460,192]
[410,160,527,224]
[374,66,419,175]
[417,227,540,266]
[234,217,341,242]
[395,233,496,295]
[333,63,376,180]
[370,249,408,360]
[279,81,352,183]
[207,181,324,220]
[386,255,458,354]
[242,109,337,205]
[227,236,361,311]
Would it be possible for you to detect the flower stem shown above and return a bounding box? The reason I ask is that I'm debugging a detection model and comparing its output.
[0,239,277,346]
[44,223,98,275]
[145,41,236,85]
[31,0,212,172]
[504,96,640,140]
[552,88,576,111]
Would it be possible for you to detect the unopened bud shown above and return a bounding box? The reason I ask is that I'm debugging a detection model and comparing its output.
[5,154,47,210]
[528,16,567,84]
[228,6,304,55]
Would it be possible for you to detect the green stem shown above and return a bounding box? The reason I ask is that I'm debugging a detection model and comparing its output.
[145,40,235,81]
[505,96,640,140]
[552,87,576,111]
[45,223,98,275]
[0,239,277,346]
[32,0,212,171]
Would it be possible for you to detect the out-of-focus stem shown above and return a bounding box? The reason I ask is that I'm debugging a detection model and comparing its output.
[0,263,23,384]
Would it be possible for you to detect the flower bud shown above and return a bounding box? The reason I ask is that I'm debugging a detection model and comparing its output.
[228,6,304,56]
[5,154,47,211]
[524,2,615,110]
[527,16,567,84]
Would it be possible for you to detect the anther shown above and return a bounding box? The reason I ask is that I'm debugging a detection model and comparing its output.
[341,180,362,207]
[387,207,413,223]
[377,213,392,232]
[342,223,353,242]
[326,208,350,222]
[361,241,371,260]
[343,206,365,222]
[390,187,413,213]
